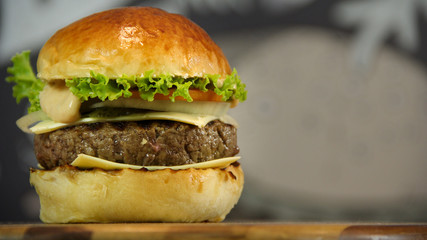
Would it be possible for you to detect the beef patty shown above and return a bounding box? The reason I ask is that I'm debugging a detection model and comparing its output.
[34,120,239,169]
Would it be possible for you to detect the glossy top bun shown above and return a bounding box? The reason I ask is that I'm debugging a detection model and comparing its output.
[37,7,231,81]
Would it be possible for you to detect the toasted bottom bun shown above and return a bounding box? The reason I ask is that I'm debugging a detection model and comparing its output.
[29,163,243,223]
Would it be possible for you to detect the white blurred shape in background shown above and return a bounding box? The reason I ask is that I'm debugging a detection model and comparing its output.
[333,0,427,69]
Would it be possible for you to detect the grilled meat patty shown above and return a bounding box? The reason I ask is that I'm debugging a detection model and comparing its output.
[34,120,239,169]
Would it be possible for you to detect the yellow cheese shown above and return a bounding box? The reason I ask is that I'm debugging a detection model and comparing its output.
[71,154,240,171]
[28,111,238,134]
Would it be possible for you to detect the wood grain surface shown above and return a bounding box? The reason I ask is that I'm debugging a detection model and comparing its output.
[0,223,426,240]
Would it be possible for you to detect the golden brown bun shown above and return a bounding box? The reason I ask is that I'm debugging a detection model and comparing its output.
[37,7,231,81]
[30,164,243,223]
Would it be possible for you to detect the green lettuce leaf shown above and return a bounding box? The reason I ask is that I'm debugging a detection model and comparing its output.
[66,69,247,103]
[66,72,135,101]
[6,51,44,113]
[209,69,247,102]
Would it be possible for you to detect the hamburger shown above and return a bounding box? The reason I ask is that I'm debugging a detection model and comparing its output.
[6,7,246,223]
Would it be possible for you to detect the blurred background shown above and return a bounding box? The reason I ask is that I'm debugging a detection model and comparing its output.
[2,0,427,223]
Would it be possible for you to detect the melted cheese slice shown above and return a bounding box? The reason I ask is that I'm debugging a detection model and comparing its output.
[71,154,240,171]
[27,111,238,134]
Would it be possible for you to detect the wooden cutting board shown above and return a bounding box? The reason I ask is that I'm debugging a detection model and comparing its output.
[1,223,427,240]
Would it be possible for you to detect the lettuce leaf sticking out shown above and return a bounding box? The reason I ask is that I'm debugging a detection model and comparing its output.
[6,51,44,113]
[209,69,247,102]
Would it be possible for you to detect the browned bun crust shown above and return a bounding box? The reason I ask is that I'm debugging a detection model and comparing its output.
[30,163,244,223]
[37,7,231,81]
